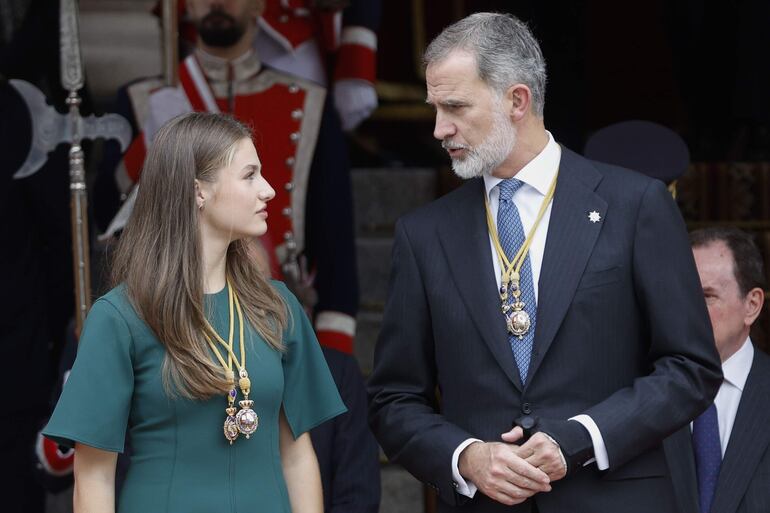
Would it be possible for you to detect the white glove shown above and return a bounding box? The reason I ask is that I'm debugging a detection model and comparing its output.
[142,86,194,147]
[333,79,378,131]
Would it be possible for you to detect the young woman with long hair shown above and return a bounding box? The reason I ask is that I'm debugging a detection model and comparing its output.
[44,112,345,513]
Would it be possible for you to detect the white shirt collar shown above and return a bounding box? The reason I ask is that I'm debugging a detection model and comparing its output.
[722,336,754,392]
[483,131,561,198]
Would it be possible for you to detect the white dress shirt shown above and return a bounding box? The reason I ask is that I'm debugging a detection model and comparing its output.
[692,337,753,455]
[451,132,609,497]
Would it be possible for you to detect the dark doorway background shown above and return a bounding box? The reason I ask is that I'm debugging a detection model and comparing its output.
[362,0,769,166]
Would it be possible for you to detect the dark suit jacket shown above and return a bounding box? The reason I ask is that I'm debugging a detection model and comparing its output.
[665,347,770,513]
[312,347,381,513]
[368,146,723,512]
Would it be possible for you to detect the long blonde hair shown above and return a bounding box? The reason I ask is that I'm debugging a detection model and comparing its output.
[111,112,287,399]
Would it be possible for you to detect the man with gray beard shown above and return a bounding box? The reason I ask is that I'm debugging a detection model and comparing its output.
[368,12,722,513]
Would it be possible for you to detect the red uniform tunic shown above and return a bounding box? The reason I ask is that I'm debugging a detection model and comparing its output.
[259,0,378,86]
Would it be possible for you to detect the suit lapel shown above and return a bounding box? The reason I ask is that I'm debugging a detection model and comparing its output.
[711,351,770,513]
[437,179,523,391]
[525,148,607,383]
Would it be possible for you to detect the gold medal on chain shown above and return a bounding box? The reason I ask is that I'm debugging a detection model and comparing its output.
[235,368,258,438]
[224,396,239,443]
[205,281,258,444]
[485,172,558,338]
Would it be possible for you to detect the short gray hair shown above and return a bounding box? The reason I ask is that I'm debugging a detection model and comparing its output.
[424,12,547,117]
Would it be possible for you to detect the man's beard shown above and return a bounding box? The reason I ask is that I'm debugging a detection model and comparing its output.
[442,103,517,180]
[197,10,247,48]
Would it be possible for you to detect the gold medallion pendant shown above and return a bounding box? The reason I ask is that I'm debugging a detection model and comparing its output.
[235,400,259,438]
[205,282,259,444]
[506,302,531,339]
[234,370,258,438]
[484,169,558,343]
[224,405,239,444]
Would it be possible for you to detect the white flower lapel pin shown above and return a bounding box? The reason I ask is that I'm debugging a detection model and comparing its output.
[588,210,602,223]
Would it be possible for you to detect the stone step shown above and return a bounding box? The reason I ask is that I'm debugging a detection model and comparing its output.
[379,465,425,513]
[352,168,437,236]
[356,236,393,309]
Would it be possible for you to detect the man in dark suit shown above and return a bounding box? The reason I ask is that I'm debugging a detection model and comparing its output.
[311,347,381,513]
[367,12,722,513]
[665,228,770,513]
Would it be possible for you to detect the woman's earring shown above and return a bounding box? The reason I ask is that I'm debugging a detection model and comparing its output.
[198,201,205,211]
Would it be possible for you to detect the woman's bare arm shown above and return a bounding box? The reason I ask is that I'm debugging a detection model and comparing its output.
[73,442,117,513]
[279,409,323,513]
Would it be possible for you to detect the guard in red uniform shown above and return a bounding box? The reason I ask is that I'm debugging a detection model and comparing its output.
[94,0,369,353]
[255,0,381,131]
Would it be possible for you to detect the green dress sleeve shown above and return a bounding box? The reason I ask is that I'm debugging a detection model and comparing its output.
[43,297,134,452]
[277,283,347,438]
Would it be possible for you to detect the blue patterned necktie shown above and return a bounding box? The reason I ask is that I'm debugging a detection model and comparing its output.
[497,178,536,383]
[692,403,721,513]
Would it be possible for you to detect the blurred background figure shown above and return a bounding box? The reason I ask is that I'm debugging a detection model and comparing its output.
[665,228,770,513]
[254,0,381,132]
[584,119,690,189]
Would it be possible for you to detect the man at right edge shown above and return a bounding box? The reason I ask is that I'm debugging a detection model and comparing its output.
[368,12,722,513]
[665,228,770,513]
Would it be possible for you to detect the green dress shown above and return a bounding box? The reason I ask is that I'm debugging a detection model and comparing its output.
[44,281,346,513]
